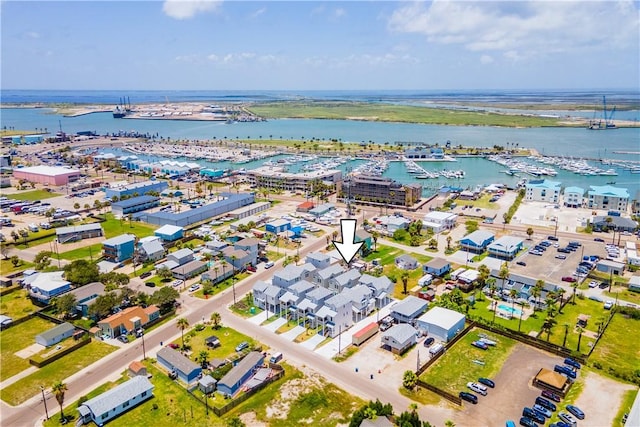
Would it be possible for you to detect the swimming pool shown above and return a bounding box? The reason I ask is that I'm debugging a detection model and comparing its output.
[498,304,523,317]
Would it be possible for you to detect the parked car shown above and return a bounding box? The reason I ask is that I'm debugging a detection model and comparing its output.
[467,382,487,396]
[235,341,249,352]
[593,237,605,242]
[541,390,561,402]
[140,271,152,279]
[535,396,557,412]
[564,358,581,370]
[561,276,576,283]
[117,335,129,343]
[555,255,567,260]
[599,282,609,289]
[144,281,156,287]
[522,407,545,425]
[246,265,257,272]
[565,405,584,419]
[264,261,275,269]
[588,280,598,288]
[557,248,570,253]
[519,417,538,427]
[478,378,495,388]
[554,365,577,379]
[558,411,578,427]
[168,343,179,349]
[459,391,478,404]
[516,261,527,266]
[188,284,201,292]
[471,340,489,350]
[547,235,559,241]
[423,337,435,347]
[604,300,614,310]
[533,404,552,418]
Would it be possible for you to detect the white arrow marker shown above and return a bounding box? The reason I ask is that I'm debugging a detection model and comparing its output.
[333,219,364,265]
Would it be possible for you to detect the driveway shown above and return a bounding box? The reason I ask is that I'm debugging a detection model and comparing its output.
[263,317,287,332]
[280,325,305,341]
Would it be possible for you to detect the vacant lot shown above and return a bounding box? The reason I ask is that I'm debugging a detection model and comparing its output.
[11,189,61,201]
[172,325,257,366]
[0,288,40,320]
[363,245,432,299]
[0,316,54,379]
[547,297,605,353]
[420,327,517,394]
[590,313,640,384]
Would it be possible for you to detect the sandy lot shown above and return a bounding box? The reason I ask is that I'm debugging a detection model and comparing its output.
[573,370,636,427]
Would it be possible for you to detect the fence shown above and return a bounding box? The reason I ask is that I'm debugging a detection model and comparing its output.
[416,321,476,376]
[415,379,462,406]
[29,337,91,367]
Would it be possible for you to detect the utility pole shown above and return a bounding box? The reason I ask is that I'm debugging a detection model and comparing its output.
[40,386,49,420]
[141,332,146,360]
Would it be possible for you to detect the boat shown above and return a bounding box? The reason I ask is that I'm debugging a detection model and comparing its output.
[588,96,617,130]
[606,181,616,185]
[113,96,132,119]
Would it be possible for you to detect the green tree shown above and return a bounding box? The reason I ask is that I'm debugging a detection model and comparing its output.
[10,255,20,268]
[88,292,119,319]
[156,266,173,282]
[401,271,410,295]
[34,250,53,270]
[52,294,77,319]
[532,280,544,312]
[226,417,246,427]
[52,381,67,422]
[176,317,189,348]
[446,235,452,251]
[498,262,510,292]
[63,259,100,285]
[210,312,222,329]
[465,220,479,234]
[197,350,209,369]
[150,286,179,312]
[402,370,418,390]
[526,227,534,240]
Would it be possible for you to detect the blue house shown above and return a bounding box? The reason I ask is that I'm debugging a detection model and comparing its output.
[459,230,495,253]
[156,347,202,385]
[154,224,184,241]
[217,351,264,396]
[266,219,291,234]
[423,258,451,277]
[102,234,136,263]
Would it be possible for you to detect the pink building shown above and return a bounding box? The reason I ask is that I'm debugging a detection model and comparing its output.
[13,166,81,185]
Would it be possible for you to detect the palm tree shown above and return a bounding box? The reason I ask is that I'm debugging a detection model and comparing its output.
[532,280,544,312]
[371,231,379,251]
[562,323,570,347]
[576,326,584,352]
[210,312,221,329]
[176,317,189,349]
[487,277,497,300]
[509,289,518,316]
[446,235,452,251]
[197,350,209,368]
[498,262,509,292]
[400,271,410,295]
[52,381,67,422]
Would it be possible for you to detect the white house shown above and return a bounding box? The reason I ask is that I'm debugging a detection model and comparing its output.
[273,264,316,288]
[588,185,630,212]
[305,252,332,270]
[525,179,561,203]
[422,211,457,233]
[416,307,466,342]
[328,269,361,293]
[318,293,352,337]
[35,322,75,347]
[313,264,346,288]
[563,186,585,208]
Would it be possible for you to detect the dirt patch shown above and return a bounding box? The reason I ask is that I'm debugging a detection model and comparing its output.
[265,366,324,419]
[238,411,267,427]
[574,370,635,427]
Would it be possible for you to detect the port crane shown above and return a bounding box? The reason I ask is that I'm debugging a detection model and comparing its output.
[588,95,617,130]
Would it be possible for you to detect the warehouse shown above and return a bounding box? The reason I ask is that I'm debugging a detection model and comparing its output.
[105,180,168,200]
[416,307,466,342]
[56,223,104,243]
[111,195,160,216]
[154,224,184,241]
[228,201,271,220]
[13,165,81,185]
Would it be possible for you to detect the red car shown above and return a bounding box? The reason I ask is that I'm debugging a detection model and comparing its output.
[167,343,179,349]
[541,390,561,402]
[246,265,257,272]
[561,276,577,283]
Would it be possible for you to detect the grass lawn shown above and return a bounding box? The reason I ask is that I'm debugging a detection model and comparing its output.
[266,250,285,261]
[546,297,605,352]
[399,385,444,406]
[89,213,157,239]
[0,258,35,274]
[10,189,61,201]
[130,263,155,278]
[193,273,250,299]
[173,326,257,366]
[467,293,546,335]
[230,300,263,318]
[0,316,55,379]
[459,194,499,210]
[0,288,40,319]
[332,345,359,363]
[2,340,116,405]
[363,244,403,265]
[58,243,102,261]
[604,287,640,305]
[589,314,640,383]
[613,389,638,426]
[419,327,517,394]
[276,320,299,334]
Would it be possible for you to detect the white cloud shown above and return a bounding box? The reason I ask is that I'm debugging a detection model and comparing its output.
[26,31,40,39]
[334,8,346,19]
[304,53,420,69]
[162,0,221,20]
[206,52,279,65]
[388,1,639,59]
[480,54,493,64]
[250,7,266,19]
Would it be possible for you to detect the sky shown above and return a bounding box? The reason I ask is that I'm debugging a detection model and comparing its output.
[1,0,639,91]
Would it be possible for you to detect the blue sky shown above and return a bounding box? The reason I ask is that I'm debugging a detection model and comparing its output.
[1,0,639,90]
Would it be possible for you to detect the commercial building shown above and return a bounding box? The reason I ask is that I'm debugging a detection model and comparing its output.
[157,347,202,385]
[265,219,291,234]
[217,351,264,396]
[102,234,136,263]
[416,307,466,342]
[154,224,184,241]
[459,230,495,253]
[246,166,342,193]
[592,215,638,233]
[343,175,422,207]
[228,201,270,219]
[105,180,168,200]
[77,376,154,426]
[35,322,75,347]
[563,186,585,208]
[588,185,630,212]
[525,179,561,203]
[56,223,104,244]
[111,195,160,216]
[138,193,255,227]
[422,212,458,233]
[13,165,81,185]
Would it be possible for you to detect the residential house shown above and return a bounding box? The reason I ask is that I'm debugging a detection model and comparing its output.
[416,307,466,342]
[317,293,353,338]
[313,264,346,288]
[592,215,638,233]
[341,284,374,322]
[36,322,75,347]
[381,324,417,354]
[102,234,136,263]
[395,254,418,270]
[235,237,259,261]
[296,287,333,327]
[273,263,316,288]
[564,186,585,208]
[280,280,315,321]
[525,179,561,203]
[358,274,394,308]
[98,305,160,339]
[171,260,208,280]
[252,281,286,314]
[487,236,524,260]
[168,248,194,266]
[26,271,72,304]
[386,216,412,233]
[128,361,147,377]
[204,240,228,255]
[328,269,361,293]
[459,230,495,253]
[588,185,630,212]
[221,247,252,271]
[422,211,458,233]
[201,260,234,285]
[390,295,428,325]
[423,258,451,277]
[156,347,202,385]
[68,282,105,316]
[355,229,373,254]
[154,224,184,241]
[136,236,165,262]
[305,252,332,270]
[217,351,264,396]
[490,272,562,308]
[77,376,154,426]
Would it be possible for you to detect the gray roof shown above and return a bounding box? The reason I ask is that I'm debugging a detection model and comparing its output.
[56,223,103,236]
[253,281,269,293]
[199,375,217,387]
[359,274,393,293]
[275,265,305,282]
[488,236,523,250]
[317,264,346,280]
[69,282,105,303]
[264,285,284,298]
[425,258,450,270]
[171,248,194,260]
[306,252,330,262]
[289,280,315,295]
[112,195,159,209]
[325,293,351,309]
[37,322,74,342]
[306,286,332,301]
[593,215,638,229]
[315,305,337,318]
[236,237,259,246]
[156,260,180,271]
[360,417,394,427]
[80,376,153,418]
[396,254,417,264]
[172,260,206,276]
[332,269,361,286]
[383,323,417,344]
[218,351,263,388]
[140,239,164,256]
[392,296,428,318]
[157,347,200,375]
[102,234,136,247]
[341,284,372,303]
[461,230,495,246]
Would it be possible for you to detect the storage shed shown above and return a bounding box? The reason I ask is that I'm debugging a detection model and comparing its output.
[416,307,466,342]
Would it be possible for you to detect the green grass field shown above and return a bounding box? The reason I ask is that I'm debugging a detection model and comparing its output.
[613,389,638,426]
[0,316,55,379]
[0,288,40,319]
[420,327,517,394]
[363,245,432,299]
[58,243,103,261]
[589,314,640,383]
[10,190,61,201]
[0,258,35,274]
[545,297,605,352]
[246,102,565,127]
[87,213,157,239]
[467,293,546,335]
[1,340,116,405]
[172,325,256,365]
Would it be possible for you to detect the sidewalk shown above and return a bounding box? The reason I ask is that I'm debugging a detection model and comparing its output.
[0,366,38,390]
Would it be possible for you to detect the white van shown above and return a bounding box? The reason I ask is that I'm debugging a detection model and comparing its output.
[429,343,444,356]
[28,224,39,232]
[269,352,283,364]
[467,382,488,396]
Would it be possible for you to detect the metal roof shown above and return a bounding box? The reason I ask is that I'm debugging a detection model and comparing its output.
[36,322,74,342]
[157,347,201,375]
[102,234,136,246]
[111,195,159,209]
[383,323,417,344]
[80,376,153,418]
[56,223,103,236]
[218,351,263,389]
[392,296,428,317]
[417,307,465,330]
